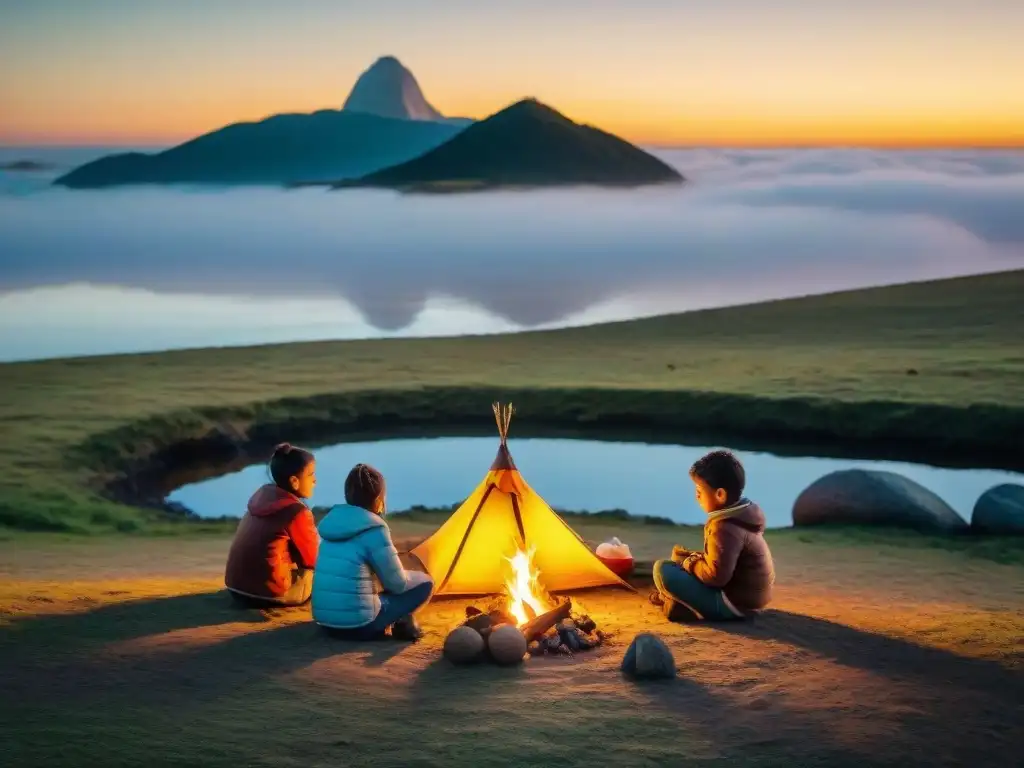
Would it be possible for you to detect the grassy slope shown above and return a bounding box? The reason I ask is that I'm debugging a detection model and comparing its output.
[1,270,1023,534]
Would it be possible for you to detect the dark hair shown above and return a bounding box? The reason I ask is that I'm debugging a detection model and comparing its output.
[345,463,386,512]
[269,443,315,491]
[689,450,745,504]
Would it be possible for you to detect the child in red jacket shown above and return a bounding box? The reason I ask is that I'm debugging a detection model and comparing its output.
[225,443,320,606]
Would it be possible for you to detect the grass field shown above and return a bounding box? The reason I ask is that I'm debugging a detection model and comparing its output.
[3,271,1024,767]
[2,519,1022,768]
[1,269,1023,534]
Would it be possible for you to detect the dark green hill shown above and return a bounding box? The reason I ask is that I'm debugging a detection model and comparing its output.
[53,110,466,188]
[333,98,683,191]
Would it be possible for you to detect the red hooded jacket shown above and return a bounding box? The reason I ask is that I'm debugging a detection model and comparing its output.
[224,484,320,599]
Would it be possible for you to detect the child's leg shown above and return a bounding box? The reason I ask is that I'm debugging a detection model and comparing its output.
[278,568,313,606]
[323,578,434,641]
[375,579,434,626]
[341,578,434,639]
[653,560,743,621]
[227,568,312,608]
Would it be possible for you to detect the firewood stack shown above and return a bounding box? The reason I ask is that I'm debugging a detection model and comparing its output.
[528,612,605,657]
[443,597,606,666]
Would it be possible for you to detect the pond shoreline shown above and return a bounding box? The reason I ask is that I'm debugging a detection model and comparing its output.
[5,269,1022,535]
[80,387,1024,521]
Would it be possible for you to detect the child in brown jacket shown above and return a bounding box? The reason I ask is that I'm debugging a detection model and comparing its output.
[651,450,775,621]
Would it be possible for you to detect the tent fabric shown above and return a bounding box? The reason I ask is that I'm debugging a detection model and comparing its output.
[410,444,632,597]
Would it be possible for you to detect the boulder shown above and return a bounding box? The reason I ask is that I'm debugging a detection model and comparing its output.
[621,632,676,680]
[792,469,967,532]
[971,484,1024,535]
[443,626,485,665]
[486,625,528,666]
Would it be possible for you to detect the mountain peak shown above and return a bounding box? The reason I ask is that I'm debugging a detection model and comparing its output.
[500,98,567,120]
[369,55,403,68]
[338,96,684,191]
[342,56,446,122]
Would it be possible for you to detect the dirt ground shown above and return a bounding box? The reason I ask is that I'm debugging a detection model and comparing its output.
[1,532,1022,768]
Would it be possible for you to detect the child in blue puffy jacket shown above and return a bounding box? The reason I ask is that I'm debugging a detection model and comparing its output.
[312,463,434,641]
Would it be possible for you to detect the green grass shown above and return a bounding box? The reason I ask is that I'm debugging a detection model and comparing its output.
[1,269,1022,535]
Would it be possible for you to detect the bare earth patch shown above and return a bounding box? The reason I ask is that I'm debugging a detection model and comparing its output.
[1,532,1022,768]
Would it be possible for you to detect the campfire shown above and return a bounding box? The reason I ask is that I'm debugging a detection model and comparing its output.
[444,543,607,665]
[505,546,549,625]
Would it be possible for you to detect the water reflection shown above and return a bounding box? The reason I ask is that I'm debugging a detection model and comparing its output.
[1,147,1022,360]
[168,437,1023,528]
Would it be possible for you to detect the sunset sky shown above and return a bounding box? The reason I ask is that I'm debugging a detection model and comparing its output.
[2,0,1022,148]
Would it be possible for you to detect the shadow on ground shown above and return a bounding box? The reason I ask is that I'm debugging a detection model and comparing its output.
[687,609,1024,765]
[3,594,1022,767]
[1,590,258,650]
[0,590,406,707]
[718,609,1023,697]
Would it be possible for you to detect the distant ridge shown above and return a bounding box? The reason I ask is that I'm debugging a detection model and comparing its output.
[53,109,466,189]
[333,97,684,192]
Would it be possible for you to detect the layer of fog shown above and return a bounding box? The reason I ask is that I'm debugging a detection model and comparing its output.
[1,148,1021,333]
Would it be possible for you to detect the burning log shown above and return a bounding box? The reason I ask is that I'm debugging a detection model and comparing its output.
[486,607,518,627]
[518,599,572,642]
[462,605,518,638]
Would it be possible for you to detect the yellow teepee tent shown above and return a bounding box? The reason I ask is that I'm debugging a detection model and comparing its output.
[410,403,633,597]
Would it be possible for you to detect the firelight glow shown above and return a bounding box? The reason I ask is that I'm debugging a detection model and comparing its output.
[1,0,1022,147]
[505,546,550,626]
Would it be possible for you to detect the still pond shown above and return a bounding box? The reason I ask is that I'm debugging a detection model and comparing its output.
[167,438,1022,528]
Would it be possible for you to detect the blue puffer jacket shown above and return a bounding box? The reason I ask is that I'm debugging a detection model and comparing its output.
[311,504,411,629]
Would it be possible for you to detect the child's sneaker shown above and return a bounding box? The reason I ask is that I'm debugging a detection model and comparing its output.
[662,596,698,623]
[390,616,424,641]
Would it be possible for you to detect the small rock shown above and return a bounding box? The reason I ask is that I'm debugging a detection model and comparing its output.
[574,614,597,634]
[443,626,485,665]
[559,627,581,652]
[972,484,1024,535]
[621,632,676,679]
[487,625,528,666]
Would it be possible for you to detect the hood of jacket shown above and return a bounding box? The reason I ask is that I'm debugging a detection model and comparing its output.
[707,498,766,533]
[317,503,387,543]
[246,484,306,518]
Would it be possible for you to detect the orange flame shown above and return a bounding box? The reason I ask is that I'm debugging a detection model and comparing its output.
[504,545,550,626]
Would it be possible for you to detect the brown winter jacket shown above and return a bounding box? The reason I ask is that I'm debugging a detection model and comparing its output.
[683,499,775,612]
[224,485,320,600]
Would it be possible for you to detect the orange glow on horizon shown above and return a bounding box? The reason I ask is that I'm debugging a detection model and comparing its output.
[4,104,1021,149]
[3,3,1022,150]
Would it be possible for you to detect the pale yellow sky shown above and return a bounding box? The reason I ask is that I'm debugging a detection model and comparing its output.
[1,1,1022,146]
